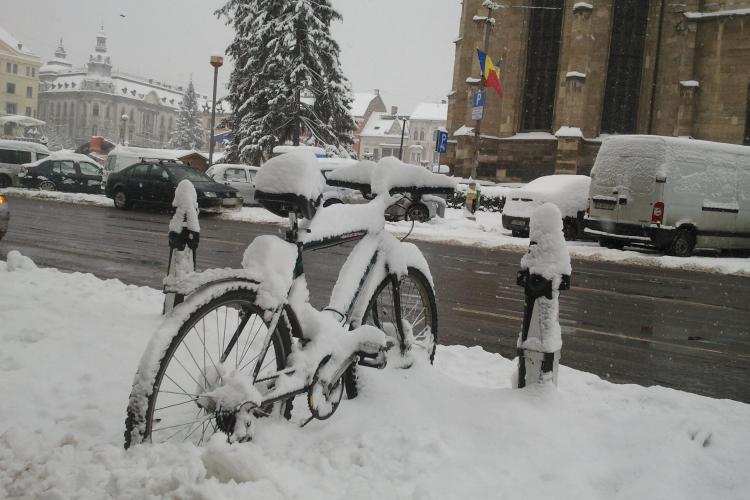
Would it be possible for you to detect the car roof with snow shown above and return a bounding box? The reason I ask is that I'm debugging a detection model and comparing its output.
[25,151,98,167]
[0,139,50,154]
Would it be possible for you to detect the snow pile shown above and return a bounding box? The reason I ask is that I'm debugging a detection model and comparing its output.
[3,249,38,271]
[0,187,113,207]
[241,235,298,306]
[255,150,326,200]
[555,125,583,137]
[503,175,591,219]
[1,257,749,499]
[169,179,200,233]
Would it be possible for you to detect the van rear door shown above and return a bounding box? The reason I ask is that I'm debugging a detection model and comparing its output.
[616,153,661,225]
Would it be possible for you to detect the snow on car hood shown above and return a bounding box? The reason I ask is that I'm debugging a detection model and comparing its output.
[503,175,590,219]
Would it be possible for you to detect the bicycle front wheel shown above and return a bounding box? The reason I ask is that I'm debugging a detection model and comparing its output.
[364,267,438,363]
[125,289,293,448]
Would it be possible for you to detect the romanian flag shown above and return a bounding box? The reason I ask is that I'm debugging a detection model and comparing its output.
[477,49,504,97]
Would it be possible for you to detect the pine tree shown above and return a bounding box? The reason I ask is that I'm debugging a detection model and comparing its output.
[169,81,204,150]
[216,0,355,165]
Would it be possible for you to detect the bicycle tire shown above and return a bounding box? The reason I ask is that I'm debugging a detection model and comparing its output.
[124,289,295,448]
[345,267,438,398]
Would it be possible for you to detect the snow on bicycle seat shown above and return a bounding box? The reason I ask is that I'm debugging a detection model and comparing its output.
[255,149,326,219]
[327,157,456,196]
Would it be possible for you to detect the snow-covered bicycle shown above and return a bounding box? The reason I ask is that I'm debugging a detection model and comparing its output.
[124,152,455,448]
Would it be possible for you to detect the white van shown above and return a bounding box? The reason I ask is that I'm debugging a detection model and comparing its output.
[104,146,182,177]
[0,139,50,187]
[585,135,750,256]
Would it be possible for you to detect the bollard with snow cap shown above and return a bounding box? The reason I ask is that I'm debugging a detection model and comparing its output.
[163,179,200,314]
[514,202,571,388]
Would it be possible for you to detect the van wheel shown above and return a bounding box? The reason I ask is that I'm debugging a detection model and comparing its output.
[668,228,696,257]
[599,238,625,250]
[563,220,579,241]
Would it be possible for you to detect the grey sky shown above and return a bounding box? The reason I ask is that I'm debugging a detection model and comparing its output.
[3,0,461,113]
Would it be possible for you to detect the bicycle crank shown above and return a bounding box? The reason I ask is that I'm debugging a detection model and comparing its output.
[307,354,352,420]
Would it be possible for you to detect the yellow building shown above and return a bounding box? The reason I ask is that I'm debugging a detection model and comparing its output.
[0,26,41,131]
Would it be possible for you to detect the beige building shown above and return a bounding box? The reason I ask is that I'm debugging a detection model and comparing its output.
[446,1,750,182]
[0,26,41,134]
[405,101,448,166]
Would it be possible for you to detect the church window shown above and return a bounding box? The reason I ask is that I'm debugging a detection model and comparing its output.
[93,103,99,117]
[520,0,564,131]
[600,0,649,134]
[419,130,425,141]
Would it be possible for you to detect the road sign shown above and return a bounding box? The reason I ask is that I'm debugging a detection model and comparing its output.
[435,130,449,154]
[471,89,485,121]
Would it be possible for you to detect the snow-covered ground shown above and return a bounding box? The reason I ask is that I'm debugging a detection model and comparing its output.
[3,188,749,276]
[1,252,749,499]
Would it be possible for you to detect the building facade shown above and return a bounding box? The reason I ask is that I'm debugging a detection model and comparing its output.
[405,101,448,166]
[446,0,750,182]
[359,110,406,161]
[0,26,41,133]
[38,28,209,150]
[351,91,387,157]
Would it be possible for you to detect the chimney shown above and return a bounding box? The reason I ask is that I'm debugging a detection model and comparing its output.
[17,43,23,50]
[374,89,380,95]
[391,106,398,116]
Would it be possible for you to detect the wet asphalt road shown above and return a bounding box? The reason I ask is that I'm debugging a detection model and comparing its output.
[2,196,749,402]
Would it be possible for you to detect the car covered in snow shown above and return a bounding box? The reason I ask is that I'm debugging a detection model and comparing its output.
[0,139,50,188]
[585,135,750,256]
[0,193,8,240]
[502,175,591,240]
[18,152,105,194]
[105,160,242,212]
[205,163,261,205]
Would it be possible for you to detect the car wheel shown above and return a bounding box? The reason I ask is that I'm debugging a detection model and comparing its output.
[563,220,579,241]
[114,190,131,210]
[668,228,696,257]
[323,198,342,207]
[0,174,11,189]
[599,238,625,250]
[405,203,430,223]
[39,180,56,191]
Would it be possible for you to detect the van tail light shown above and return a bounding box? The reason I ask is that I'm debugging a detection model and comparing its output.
[651,202,664,224]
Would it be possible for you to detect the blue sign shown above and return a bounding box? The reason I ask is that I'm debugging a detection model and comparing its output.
[471,89,485,120]
[472,89,485,108]
[436,130,449,154]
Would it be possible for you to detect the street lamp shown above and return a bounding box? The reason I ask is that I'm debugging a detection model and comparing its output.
[119,113,129,145]
[208,54,223,166]
[397,115,410,161]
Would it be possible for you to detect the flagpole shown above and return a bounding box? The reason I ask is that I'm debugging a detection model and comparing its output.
[472,4,496,180]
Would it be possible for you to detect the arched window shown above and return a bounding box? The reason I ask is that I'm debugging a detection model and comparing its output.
[521,0,564,131]
[601,0,649,134]
[413,130,418,140]
[93,103,99,116]
[744,82,750,146]
[105,106,111,119]
[419,130,425,141]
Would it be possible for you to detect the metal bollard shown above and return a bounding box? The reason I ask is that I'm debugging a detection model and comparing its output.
[163,180,201,314]
[514,203,571,388]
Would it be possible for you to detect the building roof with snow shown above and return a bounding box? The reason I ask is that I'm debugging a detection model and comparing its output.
[360,112,404,139]
[0,25,39,58]
[351,91,386,119]
[410,102,448,122]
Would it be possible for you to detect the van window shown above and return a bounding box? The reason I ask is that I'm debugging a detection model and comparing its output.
[593,150,660,193]
[0,148,32,164]
[105,156,117,172]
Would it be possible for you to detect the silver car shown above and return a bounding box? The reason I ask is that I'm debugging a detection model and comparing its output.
[206,164,260,206]
[0,194,9,240]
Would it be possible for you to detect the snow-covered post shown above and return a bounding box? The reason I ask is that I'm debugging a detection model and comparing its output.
[514,203,571,388]
[164,180,200,314]
[464,181,481,220]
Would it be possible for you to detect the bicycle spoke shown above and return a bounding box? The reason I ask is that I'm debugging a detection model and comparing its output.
[154,397,199,412]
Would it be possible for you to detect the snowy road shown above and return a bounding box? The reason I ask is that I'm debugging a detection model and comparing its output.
[2,196,749,402]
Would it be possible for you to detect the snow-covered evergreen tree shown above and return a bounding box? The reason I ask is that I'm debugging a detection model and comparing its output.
[169,81,204,150]
[216,0,355,165]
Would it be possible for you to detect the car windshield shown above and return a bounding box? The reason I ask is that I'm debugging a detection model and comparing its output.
[166,165,213,183]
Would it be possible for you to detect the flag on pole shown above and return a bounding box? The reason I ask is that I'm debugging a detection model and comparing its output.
[477,49,504,98]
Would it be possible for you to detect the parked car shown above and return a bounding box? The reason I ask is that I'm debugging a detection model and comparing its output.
[105,160,242,212]
[585,135,750,256]
[0,139,50,188]
[502,175,591,240]
[18,152,104,194]
[205,164,261,205]
[0,194,8,241]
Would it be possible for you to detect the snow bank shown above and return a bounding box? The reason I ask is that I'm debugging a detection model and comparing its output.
[1,257,749,499]
[0,187,114,207]
[255,149,326,200]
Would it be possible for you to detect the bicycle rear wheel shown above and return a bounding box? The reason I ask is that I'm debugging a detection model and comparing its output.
[125,289,294,448]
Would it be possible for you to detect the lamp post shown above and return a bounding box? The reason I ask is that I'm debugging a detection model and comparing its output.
[397,115,410,161]
[119,113,129,145]
[208,54,223,166]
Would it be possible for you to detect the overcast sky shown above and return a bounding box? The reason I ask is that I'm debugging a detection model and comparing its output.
[3,0,461,114]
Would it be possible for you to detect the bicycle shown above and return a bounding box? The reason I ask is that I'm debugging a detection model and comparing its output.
[124,153,454,448]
